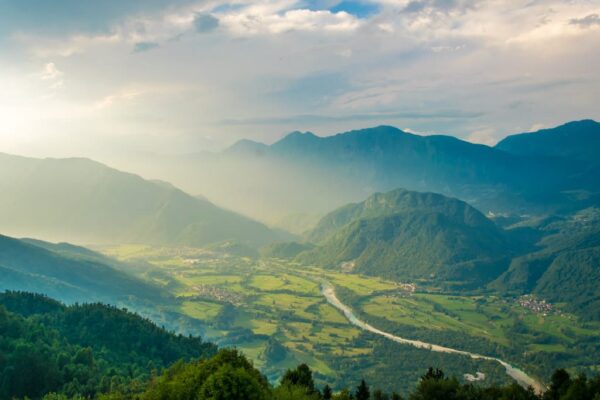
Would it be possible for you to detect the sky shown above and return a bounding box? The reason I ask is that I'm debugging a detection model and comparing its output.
[0,0,599,162]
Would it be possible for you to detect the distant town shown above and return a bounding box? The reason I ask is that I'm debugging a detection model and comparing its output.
[517,295,557,316]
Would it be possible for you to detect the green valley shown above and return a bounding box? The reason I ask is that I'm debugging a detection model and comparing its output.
[100,245,600,394]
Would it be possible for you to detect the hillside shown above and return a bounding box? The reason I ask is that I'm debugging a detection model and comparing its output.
[491,207,600,319]
[298,189,511,285]
[0,234,163,305]
[0,153,287,247]
[0,291,216,399]
[307,189,497,242]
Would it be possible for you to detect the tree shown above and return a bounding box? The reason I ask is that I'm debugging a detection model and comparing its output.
[323,385,333,400]
[281,364,315,392]
[356,380,370,400]
[334,388,354,400]
[421,368,445,381]
[544,369,571,400]
[273,384,321,400]
[409,375,460,400]
[373,389,389,400]
[142,349,269,400]
[263,337,287,363]
[199,364,268,400]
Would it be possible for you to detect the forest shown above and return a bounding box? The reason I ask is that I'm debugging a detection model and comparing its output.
[2,291,599,400]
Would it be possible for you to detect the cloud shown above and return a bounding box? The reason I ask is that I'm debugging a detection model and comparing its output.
[133,41,159,53]
[95,90,143,109]
[40,62,63,80]
[19,33,121,57]
[570,14,600,28]
[1,0,600,156]
[219,7,361,35]
[221,109,484,125]
[40,62,64,89]
[466,127,497,145]
[194,13,220,33]
[270,72,350,108]
[0,0,197,36]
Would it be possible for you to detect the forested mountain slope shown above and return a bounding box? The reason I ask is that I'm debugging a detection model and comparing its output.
[0,291,216,399]
[0,234,163,304]
[298,189,511,285]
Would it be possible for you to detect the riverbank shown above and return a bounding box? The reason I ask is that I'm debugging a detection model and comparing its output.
[321,283,546,394]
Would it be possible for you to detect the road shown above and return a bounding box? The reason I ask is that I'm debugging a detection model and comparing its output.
[321,283,546,394]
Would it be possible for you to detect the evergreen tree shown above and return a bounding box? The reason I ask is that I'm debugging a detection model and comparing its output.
[356,380,370,400]
[373,389,389,400]
[544,369,572,400]
[323,385,333,400]
[281,364,315,392]
[334,388,353,400]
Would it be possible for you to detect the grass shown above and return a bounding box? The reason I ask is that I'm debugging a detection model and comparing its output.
[180,300,222,320]
[356,291,600,352]
[103,245,600,387]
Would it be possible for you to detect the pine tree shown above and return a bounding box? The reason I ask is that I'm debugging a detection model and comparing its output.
[356,379,370,400]
[373,389,389,400]
[323,384,333,400]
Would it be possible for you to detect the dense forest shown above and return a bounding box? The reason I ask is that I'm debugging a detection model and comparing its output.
[2,291,600,400]
[0,291,216,399]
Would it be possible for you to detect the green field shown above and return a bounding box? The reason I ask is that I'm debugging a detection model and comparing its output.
[103,245,600,392]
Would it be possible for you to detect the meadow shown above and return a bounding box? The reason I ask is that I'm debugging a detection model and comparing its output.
[103,245,600,393]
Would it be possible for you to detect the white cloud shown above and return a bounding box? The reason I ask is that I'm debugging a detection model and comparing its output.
[40,62,62,80]
[467,127,497,145]
[40,62,64,89]
[95,90,143,110]
[219,7,361,35]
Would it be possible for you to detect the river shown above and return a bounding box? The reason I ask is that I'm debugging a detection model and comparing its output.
[321,283,546,394]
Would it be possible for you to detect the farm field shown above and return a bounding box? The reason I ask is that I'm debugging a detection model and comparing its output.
[103,245,600,392]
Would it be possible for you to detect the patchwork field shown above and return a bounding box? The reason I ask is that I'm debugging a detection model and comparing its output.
[102,245,600,392]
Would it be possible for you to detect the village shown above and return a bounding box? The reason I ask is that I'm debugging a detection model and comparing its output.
[189,284,245,305]
[517,295,556,316]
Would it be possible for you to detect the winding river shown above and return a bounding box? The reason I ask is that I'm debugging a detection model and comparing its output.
[321,283,546,394]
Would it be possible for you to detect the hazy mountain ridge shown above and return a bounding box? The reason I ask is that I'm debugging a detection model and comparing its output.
[0,152,287,247]
[161,120,599,231]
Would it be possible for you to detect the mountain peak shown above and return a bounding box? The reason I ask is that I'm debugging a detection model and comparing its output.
[280,130,318,141]
[559,119,599,129]
[331,125,410,138]
[225,139,268,155]
[271,131,320,151]
[495,119,600,162]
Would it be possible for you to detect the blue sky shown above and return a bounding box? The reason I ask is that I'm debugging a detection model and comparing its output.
[0,0,599,162]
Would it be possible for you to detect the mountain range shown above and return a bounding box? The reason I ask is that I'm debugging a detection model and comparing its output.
[0,118,598,316]
[143,120,600,232]
[0,153,288,247]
